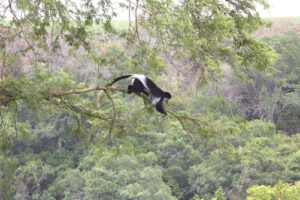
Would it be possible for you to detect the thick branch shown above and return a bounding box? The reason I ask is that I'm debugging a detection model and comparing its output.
[49,85,126,96]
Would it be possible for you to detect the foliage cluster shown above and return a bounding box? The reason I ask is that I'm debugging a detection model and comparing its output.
[0,1,299,200]
[222,31,300,135]
[1,97,300,199]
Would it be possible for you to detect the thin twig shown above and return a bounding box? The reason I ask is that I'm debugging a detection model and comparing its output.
[128,0,131,31]
[135,0,141,44]
[74,114,81,142]
[104,91,116,138]
[13,101,18,140]
[0,111,4,133]
[165,108,186,131]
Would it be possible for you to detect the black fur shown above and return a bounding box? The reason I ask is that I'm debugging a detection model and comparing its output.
[128,79,148,95]
[110,75,132,85]
[155,98,166,115]
[110,74,171,115]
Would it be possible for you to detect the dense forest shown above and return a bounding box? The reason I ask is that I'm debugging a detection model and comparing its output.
[0,0,299,199]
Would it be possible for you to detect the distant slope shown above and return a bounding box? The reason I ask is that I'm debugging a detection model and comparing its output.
[255,17,300,37]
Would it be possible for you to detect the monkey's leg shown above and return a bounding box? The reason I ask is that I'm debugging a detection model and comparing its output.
[131,79,146,95]
[128,85,133,94]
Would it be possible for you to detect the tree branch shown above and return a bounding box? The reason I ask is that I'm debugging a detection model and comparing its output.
[105,91,116,138]
[49,85,126,96]
[2,82,220,138]
[48,85,216,136]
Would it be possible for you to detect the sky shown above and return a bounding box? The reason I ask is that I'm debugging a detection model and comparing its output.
[259,0,300,17]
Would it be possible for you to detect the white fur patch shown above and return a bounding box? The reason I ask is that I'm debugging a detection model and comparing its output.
[151,96,161,105]
[131,74,161,104]
[131,74,149,91]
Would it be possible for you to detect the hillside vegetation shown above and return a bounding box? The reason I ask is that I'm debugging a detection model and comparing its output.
[0,1,299,200]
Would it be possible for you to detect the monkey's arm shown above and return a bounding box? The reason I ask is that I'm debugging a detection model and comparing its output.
[155,99,167,116]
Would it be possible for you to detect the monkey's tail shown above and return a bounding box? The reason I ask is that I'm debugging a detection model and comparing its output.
[107,74,132,86]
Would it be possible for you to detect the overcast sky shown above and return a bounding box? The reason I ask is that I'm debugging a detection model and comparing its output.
[259,0,300,17]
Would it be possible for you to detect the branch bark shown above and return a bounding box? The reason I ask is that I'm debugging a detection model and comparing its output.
[49,85,126,96]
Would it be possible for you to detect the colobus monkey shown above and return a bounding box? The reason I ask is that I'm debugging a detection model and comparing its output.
[110,74,171,115]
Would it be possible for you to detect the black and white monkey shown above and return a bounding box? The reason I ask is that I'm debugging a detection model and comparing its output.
[109,74,172,115]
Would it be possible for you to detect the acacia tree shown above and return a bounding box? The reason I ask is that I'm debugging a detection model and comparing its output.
[0,0,278,198]
[0,0,276,158]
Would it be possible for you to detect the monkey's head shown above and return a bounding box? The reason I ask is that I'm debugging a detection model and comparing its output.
[163,92,172,103]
